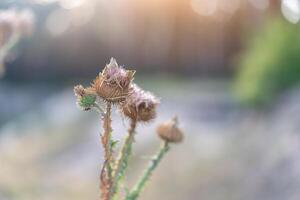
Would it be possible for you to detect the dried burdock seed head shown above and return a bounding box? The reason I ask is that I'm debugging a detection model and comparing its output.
[92,58,135,103]
[121,84,159,122]
[156,116,184,143]
[74,85,97,111]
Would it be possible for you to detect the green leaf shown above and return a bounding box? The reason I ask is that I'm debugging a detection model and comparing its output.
[110,140,119,149]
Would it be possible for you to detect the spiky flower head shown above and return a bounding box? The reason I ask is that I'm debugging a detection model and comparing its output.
[156,116,184,143]
[92,58,135,103]
[121,84,159,122]
[74,85,97,111]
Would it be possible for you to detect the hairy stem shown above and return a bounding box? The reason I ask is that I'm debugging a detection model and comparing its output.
[111,119,137,200]
[100,103,113,200]
[125,141,170,200]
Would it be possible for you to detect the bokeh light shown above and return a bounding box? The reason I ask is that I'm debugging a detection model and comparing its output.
[281,0,300,24]
[248,0,270,11]
[46,9,71,36]
[191,0,218,16]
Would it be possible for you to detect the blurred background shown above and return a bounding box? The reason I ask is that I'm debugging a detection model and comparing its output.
[1,0,300,199]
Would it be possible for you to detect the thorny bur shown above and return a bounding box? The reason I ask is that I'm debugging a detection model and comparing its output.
[74,85,97,111]
[121,83,159,122]
[92,58,135,103]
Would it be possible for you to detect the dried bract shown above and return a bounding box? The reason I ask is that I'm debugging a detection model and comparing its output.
[92,58,135,103]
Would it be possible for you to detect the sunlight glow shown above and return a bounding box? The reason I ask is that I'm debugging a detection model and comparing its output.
[249,0,270,11]
[69,2,95,26]
[46,9,71,36]
[33,0,87,9]
[191,0,218,16]
[219,0,240,15]
[191,0,241,20]
[60,0,85,10]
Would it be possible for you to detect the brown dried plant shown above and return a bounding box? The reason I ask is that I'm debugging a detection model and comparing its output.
[74,58,184,200]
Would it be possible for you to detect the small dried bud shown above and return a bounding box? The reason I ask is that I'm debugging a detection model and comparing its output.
[156,117,184,143]
[74,85,97,111]
[92,58,135,103]
[121,84,159,122]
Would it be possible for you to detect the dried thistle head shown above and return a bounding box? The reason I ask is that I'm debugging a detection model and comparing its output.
[156,116,184,143]
[121,84,159,122]
[74,85,97,111]
[92,58,135,103]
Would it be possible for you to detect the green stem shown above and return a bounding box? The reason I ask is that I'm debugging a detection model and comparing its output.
[93,103,105,115]
[111,119,137,200]
[125,141,170,200]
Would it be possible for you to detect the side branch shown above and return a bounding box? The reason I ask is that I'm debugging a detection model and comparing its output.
[125,141,170,200]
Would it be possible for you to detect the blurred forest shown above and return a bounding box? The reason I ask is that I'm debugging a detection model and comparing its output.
[0,0,281,81]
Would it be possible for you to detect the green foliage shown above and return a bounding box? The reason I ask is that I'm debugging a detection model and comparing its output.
[234,17,300,105]
[110,140,119,150]
[111,134,135,200]
[79,95,96,108]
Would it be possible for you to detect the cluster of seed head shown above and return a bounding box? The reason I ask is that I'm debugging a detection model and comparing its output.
[75,58,159,122]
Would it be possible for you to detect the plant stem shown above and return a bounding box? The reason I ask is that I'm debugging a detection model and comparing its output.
[0,32,20,76]
[125,141,170,200]
[100,103,113,200]
[111,119,137,200]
